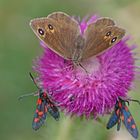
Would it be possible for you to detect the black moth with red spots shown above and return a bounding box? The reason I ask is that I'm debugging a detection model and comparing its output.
[32,89,60,130]
[106,97,139,139]
[29,73,60,131]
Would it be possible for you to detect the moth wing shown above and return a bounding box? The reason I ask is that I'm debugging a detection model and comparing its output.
[32,98,47,130]
[121,106,139,139]
[82,18,125,60]
[30,12,81,59]
[46,99,60,121]
[106,110,120,129]
[117,118,121,131]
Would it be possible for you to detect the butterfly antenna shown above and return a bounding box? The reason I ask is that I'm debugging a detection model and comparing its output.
[29,72,40,89]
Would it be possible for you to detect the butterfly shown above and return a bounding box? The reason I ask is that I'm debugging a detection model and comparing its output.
[106,97,139,139]
[19,73,60,130]
[30,12,125,67]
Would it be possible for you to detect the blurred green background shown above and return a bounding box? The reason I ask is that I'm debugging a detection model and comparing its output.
[1,0,140,140]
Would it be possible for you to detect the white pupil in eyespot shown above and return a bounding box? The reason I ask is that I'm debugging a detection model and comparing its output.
[38,28,44,35]
[48,24,53,30]
[106,31,111,36]
[111,37,117,43]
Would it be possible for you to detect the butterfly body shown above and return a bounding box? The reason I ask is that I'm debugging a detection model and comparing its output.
[30,12,125,65]
[107,98,139,139]
[72,35,85,63]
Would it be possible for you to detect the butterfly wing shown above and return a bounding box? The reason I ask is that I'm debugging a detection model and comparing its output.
[30,12,81,59]
[82,18,125,60]
[32,98,47,130]
[121,105,139,139]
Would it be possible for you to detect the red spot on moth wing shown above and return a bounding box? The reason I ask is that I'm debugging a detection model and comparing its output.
[127,116,133,123]
[124,106,129,111]
[36,109,39,113]
[131,124,136,129]
[118,102,122,108]
[37,99,42,105]
[38,111,43,116]
[121,115,124,121]
[43,92,47,97]
[47,104,51,107]
[50,104,54,107]
[34,118,39,123]
[116,109,120,116]
[127,118,131,123]
[45,106,48,112]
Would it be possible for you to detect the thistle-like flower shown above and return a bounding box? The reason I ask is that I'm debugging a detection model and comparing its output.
[33,15,138,118]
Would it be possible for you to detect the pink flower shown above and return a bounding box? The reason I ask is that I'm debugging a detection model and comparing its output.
[33,15,138,118]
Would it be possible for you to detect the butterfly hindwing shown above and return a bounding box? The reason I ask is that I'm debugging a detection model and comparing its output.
[32,98,47,130]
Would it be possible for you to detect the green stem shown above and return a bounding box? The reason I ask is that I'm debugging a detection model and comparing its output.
[56,117,73,140]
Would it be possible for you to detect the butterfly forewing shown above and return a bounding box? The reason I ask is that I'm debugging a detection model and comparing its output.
[30,12,81,60]
[82,19,125,60]
[91,18,115,29]
[32,98,47,130]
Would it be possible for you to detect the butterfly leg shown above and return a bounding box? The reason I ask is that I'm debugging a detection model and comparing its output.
[79,63,89,75]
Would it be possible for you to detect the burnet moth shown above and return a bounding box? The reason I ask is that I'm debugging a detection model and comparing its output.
[106,97,140,139]
[18,73,60,130]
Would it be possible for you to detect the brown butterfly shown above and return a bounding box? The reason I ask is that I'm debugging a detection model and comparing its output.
[30,12,125,66]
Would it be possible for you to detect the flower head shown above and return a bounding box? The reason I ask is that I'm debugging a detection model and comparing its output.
[33,15,137,118]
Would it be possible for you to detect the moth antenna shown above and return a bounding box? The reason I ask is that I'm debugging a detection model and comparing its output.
[119,96,140,105]
[18,92,38,101]
[128,99,140,105]
[125,100,130,106]
[29,72,40,89]
[18,73,41,101]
